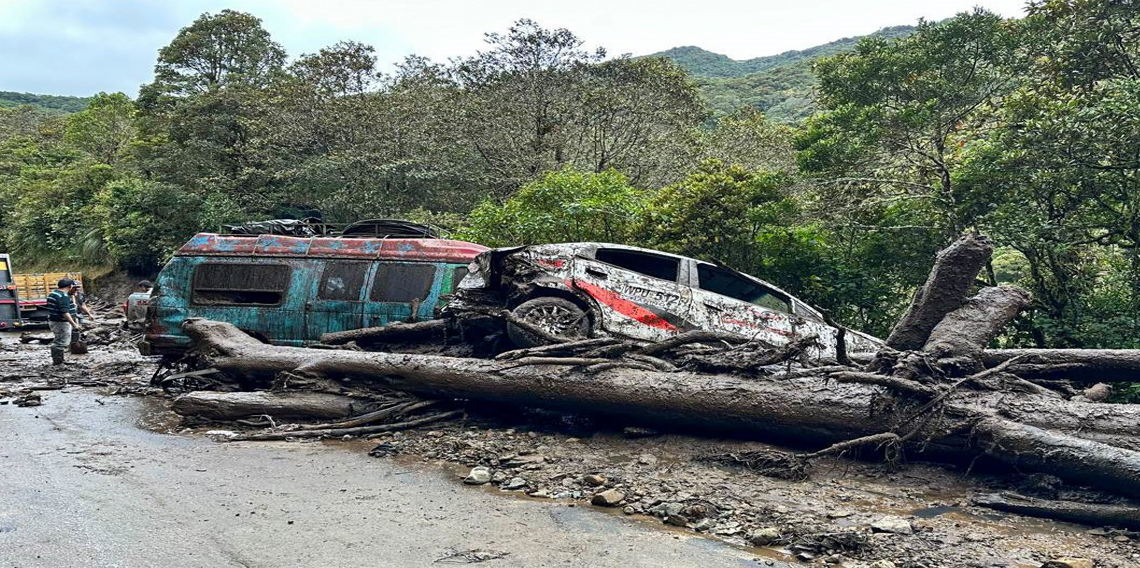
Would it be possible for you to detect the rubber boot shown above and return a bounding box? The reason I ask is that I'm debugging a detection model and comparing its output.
[50,347,65,366]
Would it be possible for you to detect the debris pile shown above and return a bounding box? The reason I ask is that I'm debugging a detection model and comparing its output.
[164,233,1140,561]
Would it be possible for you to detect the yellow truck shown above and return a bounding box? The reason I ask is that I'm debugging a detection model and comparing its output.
[0,254,82,330]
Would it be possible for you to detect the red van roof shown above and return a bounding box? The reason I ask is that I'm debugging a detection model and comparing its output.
[176,233,488,264]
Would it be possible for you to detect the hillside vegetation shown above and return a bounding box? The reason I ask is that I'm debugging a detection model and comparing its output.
[0,91,90,114]
[1,2,1138,351]
[649,26,914,121]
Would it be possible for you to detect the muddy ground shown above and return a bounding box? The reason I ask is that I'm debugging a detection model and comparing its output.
[1,324,1137,567]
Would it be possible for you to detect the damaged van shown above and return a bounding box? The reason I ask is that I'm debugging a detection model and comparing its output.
[448,243,883,355]
[141,221,487,356]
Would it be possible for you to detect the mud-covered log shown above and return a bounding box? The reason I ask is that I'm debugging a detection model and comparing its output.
[975,397,1140,451]
[320,320,446,345]
[972,418,1140,498]
[923,285,1032,361]
[886,233,993,351]
[171,391,373,421]
[184,318,1140,497]
[974,493,1140,530]
[982,349,1140,381]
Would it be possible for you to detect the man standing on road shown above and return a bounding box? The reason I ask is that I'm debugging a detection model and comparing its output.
[71,284,95,324]
[46,278,80,365]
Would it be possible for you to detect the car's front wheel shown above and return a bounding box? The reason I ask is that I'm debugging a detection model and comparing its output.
[507,297,590,348]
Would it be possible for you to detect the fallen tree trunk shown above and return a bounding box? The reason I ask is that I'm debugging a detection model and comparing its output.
[977,397,1140,451]
[923,286,1032,362]
[885,233,993,351]
[172,390,374,421]
[972,418,1140,497]
[974,493,1140,530]
[231,410,464,441]
[982,349,1140,381]
[320,320,446,346]
[183,318,1140,498]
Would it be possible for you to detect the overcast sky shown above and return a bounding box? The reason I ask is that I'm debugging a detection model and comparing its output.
[1,0,1028,97]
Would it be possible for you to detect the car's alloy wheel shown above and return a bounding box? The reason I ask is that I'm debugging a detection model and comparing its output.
[507,297,590,348]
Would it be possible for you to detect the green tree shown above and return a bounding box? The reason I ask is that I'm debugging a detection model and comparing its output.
[969,0,1140,346]
[136,10,283,218]
[63,92,136,165]
[451,20,704,193]
[144,9,285,99]
[639,160,793,271]
[94,178,203,273]
[798,9,1017,238]
[699,108,797,175]
[458,168,644,246]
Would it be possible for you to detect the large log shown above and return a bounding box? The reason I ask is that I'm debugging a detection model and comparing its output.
[172,391,372,421]
[978,397,1140,451]
[923,285,1032,360]
[183,318,1140,498]
[974,493,1140,530]
[982,349,1140,381]
[320,320,446,346]
[972,418,1140,497]
[885,233,993,351]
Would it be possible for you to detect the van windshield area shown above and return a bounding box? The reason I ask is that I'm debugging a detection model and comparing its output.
[697,264,790,313]
[192,263,290,306]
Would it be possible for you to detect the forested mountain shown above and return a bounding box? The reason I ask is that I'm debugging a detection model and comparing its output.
[0,91,90,113]
[648,26,915,121]
[650,26,914,78]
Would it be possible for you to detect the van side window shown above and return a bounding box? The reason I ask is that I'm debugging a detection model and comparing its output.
[371,263,436,303]
[697,264,791,313]
[451,266,469,293]
[595,248,679,282]
[193,263,290,306]
[318,261,368,301]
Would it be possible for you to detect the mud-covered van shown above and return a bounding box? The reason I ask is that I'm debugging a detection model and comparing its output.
[140,223,487,356]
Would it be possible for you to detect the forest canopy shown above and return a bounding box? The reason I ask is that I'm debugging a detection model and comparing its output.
[0,0,1137,349]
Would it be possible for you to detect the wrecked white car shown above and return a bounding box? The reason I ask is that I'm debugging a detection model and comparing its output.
[449,243,883,356]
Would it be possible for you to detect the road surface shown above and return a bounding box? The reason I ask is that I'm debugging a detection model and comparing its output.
[1,390,770,568]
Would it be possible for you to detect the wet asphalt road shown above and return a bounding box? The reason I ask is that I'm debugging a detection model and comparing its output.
[1,390,770,568]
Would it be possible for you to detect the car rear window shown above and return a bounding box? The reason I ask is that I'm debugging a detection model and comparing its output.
[318,261,369,301]
[595,248,679,282]
[697,264,791,313]
[192,263,290,306]
[371,263,436,303]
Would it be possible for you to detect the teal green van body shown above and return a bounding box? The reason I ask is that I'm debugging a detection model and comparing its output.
[141,233,487,356]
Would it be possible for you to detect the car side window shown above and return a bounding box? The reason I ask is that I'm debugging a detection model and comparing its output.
[371,263,436,303]
[318,261,369,301]
[594,248,679,282]
[697,264,791,313]
[192,263,291,306]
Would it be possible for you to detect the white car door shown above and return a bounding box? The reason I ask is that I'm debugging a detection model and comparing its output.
[568,247,694,341]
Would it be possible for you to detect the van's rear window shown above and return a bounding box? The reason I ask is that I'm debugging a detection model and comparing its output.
[371,263,435,303]
[192,263,290,306]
